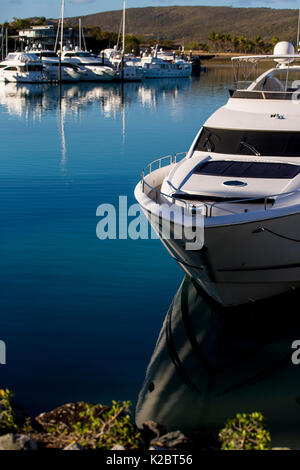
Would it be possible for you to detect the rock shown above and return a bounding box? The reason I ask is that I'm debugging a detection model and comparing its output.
[148,445,168,450]
[151,431,194,450]
[35,402,109,433]
[272,447,291,450]
[0,434,38,451]
[111,444,126,450]
[141,421,167,448]
[63,442,84,451]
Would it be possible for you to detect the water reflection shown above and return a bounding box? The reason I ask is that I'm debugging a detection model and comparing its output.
[0,79,192,119]
[136,276,300,447]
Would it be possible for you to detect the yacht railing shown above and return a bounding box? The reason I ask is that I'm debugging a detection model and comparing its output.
[140,154,300,218]
[141,152,208,216]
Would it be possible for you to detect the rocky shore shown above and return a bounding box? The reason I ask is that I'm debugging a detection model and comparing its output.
[0,388,289,451]
[0,389,219,451]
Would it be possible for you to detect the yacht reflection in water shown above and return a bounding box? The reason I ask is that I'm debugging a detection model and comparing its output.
[0,78,191,118]
[136,276,300,447]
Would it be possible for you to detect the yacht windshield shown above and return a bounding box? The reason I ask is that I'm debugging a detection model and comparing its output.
[195,127,300,157]
[252,69,300,92]
[76,52,91,57]
[41,52,57,58]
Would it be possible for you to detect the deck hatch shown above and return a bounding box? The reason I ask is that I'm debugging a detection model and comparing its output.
[193,160,300,179]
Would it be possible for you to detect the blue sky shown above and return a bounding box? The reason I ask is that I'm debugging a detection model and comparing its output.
[0,0,299,23]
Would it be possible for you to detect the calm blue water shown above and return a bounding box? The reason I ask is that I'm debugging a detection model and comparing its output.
[0,69,231,416]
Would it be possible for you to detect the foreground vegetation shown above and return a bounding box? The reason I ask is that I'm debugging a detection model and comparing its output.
[0,387,290,451]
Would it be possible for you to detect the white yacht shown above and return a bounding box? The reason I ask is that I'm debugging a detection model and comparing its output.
[137,46,192,79]
[61,48,116,81]
[101,48,144,81]
[29,49,87,82]
[0,52,48,83]
[135,42,300,307]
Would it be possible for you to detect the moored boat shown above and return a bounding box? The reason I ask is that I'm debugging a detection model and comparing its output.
[135,41,300,306]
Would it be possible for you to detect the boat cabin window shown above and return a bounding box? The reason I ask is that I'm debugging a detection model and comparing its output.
[193,160,300,179]
[195,127,300,157]
[75,52,91,58]
[27,65,43,71]
[41,52,57,58]
[4,66,18,71]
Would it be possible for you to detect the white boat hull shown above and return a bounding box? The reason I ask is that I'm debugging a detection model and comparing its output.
[0,72,48,83]
[143,69,191,79]
[135,176,300,307]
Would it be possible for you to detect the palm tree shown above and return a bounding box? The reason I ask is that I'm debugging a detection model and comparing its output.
[238,35,247,53]
[215,33,225,51]
[223,32,231,51]
[208,31,217,51]
[271,36,280,46]
[231,35,239,52]
[253,35,264,54]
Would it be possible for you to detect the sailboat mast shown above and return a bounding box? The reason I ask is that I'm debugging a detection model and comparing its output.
[297,4,300,52]
[61,0,65,53]
[1,25,3,61]
[79,18,82,50]
[59,0,65,84]
[122,0,126,54]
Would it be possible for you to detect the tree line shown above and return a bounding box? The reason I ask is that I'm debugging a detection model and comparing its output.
[0,17,282,55]
[192,32,281,53]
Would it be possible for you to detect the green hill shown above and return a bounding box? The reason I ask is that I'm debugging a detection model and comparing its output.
[65,6,299,44]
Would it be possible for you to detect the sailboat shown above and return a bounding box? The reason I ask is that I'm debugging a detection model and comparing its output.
[101,0,144,81]
[60,6,115,82]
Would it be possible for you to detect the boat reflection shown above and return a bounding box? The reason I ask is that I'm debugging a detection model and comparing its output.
[0,78,191,118]
[136,276,300,447]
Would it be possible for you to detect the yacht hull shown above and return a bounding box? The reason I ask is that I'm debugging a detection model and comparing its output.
[153,211,300,306]
[135,178,300,306]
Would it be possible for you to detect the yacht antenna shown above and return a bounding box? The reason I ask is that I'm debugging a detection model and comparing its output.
[297,4,300,52]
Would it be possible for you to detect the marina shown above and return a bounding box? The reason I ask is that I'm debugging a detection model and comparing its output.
[1,0,300,453]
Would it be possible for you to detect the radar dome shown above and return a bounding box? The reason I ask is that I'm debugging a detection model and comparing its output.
[274,41,295,64]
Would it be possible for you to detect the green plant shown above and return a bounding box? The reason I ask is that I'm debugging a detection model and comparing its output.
[0,388,18,433]
[48,400,142,450]
[219,412,271,450]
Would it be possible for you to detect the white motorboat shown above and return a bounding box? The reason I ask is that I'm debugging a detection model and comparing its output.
[61,48,116,81]
[29,49,87,82]
[137,46,192,78]
[135,41,300,307]
[0,52,48,83]
[101,48,144,81]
